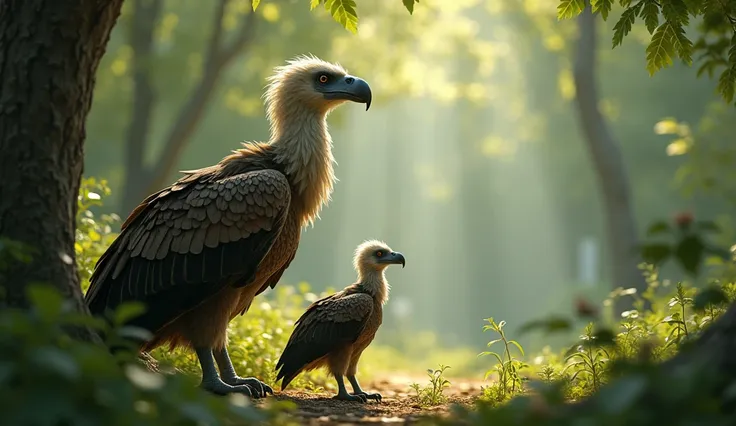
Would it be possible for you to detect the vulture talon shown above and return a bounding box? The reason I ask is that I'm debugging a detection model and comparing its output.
[224,377,273,398]
[200,378,255,397]
[333,392,367,403]
[355,392,382,402]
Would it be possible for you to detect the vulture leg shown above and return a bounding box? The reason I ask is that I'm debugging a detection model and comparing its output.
[347,375,382,402]
[332,374,368,402]
[213,346,273,398]
[196,347,255,397]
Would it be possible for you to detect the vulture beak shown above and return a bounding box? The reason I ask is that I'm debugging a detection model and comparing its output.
[322,75,372,110]
[380,251,406,268]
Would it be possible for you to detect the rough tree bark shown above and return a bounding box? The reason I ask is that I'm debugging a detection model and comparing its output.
[573,2,647,312]
[121,0,259,213]
[0,0,124,334]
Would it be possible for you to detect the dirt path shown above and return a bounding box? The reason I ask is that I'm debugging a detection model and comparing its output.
[267,374,485,424]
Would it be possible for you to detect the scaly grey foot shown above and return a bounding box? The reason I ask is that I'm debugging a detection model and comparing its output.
[333,391,368,402]
[200,377,255,397]
[354,391,382,402]
[222,376,273,398]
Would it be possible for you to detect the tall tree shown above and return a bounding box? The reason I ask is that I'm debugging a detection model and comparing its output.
[0,0,124,331]
[573,2,646,309]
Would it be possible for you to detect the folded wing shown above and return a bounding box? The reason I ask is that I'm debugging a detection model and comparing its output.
[85,168,291,335]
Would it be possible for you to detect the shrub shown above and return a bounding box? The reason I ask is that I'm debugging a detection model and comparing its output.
[0,280,294,426]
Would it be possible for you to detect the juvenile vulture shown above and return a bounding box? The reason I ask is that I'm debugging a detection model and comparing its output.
[275,240,405,402]
[84,56,372,398]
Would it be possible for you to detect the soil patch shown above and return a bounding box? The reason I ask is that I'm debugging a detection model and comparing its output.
[265,374,485,425]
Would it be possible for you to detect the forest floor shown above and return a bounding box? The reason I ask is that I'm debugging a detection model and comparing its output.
[265,374,486,425]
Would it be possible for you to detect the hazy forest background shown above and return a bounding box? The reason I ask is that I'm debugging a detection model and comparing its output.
[83,0,733,358]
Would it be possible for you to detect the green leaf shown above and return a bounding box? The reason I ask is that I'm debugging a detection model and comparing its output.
[612,5,640,48]
[310,0,321,10]
[27,285,64,321]
[660,0,689,25]
[670,22,693,65]
[646,23,677,75]
[592,328,616,346]
[558,0,585,20]
[646,220,672,236]
[251,0,260,11]
[402,0,417,14]
[639,0,659,34]
[31,347,80,380]
[325,0,359,34]
[718,66,736,104]
[597,375,648,413]
[518,316,572,335]
[486,338,502,347]
[591,0,613,20]
[509,340,525,356]
[113,301,147,326]
[717,34,736,103]
[640,243,671,265]
[674,235,705,276]
[696,220,721,233]
[693,285,729,311]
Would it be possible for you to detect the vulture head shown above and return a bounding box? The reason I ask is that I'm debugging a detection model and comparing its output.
[353,240,406,273]
[265,55,373,121]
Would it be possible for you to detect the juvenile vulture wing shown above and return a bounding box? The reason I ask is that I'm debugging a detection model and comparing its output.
[85,168,291,334]
[275,292,374,389]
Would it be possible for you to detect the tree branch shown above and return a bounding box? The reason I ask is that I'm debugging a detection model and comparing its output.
[573,1,647,312]
[121,0,163,212]
[140,0,258,199]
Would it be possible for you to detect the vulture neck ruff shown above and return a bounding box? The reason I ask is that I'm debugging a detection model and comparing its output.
[269,103,336,229]
[357,269,390,306]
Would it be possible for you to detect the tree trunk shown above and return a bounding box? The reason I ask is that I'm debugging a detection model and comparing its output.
[0,0,124,336]
[573,3,646,312]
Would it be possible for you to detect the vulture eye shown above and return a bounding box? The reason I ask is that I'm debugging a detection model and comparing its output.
[318,74,329,84]
[375,251,384,258]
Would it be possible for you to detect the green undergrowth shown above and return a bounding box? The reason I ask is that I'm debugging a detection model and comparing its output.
[475,271,736,407]
[429,214,736,425]
[0,281,295,425]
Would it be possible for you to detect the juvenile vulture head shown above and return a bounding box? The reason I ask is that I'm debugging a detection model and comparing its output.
[353,240,406,274]
[264,55,372,125]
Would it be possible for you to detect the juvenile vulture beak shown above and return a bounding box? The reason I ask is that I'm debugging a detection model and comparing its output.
[321,75,372,110]
[381,251,406,268]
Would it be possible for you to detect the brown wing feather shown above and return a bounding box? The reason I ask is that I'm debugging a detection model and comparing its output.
[275,292,373,389]
[85,168,291,335]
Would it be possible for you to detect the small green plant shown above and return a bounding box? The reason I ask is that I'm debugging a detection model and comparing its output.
[536,365,557,384]
[409,364,452,406]
[561,323,611,395]
[661,282,695,348]
[479,318,528,404]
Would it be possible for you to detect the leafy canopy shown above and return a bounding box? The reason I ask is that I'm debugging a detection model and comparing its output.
[252,0,419,34]
[558,0,736,105]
